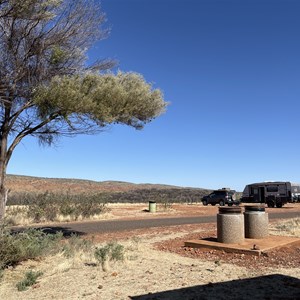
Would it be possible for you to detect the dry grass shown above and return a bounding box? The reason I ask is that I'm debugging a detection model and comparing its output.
[269,217,300,237]
[4,205,114,226]
[0,221,299,300]
[4,205,29,226]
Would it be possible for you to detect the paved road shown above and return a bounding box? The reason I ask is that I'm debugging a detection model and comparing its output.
[37,210,300,236]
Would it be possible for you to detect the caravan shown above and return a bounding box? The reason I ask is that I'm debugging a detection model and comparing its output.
[241,181,300,208]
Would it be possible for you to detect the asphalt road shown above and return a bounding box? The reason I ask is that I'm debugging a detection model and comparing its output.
[37,210,300,236]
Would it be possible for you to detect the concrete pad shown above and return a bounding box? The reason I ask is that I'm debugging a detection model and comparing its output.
[185,235,300,256]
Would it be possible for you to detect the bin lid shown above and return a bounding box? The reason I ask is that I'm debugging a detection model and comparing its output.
[245,205,265,212]
[218,207,242,214]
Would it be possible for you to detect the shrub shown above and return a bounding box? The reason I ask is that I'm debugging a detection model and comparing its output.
[59,194,79,219]
[26,192,59,222]
[5,191,110,223]
[16,270,43,291]
[0,225,63,269]
[94,241,124,271]
[77,194,108,218]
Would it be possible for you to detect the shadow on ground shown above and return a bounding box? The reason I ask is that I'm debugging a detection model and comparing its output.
[12,226,84,237]
[130,274,300,300]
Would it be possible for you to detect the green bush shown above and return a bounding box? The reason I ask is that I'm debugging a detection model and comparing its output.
[0,225,62,269]
[59,194,79,219]
[94,241,125,271]
[77,194,108,218]
[7,191,110,222]
[7,188,212,206]
[16,270,43,291]
[26,192,59,222]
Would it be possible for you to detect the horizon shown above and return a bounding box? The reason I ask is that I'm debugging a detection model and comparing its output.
[8,173,300,193]
[7,0,300,192]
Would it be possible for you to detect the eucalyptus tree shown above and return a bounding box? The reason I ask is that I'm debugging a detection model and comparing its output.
[0,0,167,220]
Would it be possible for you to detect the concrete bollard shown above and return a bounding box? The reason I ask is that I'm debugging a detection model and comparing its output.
[244,205,268,239]
[149,201,156,213]
[217,207,244,244]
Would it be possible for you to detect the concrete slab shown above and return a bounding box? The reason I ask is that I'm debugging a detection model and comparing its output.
[185,235,300,256]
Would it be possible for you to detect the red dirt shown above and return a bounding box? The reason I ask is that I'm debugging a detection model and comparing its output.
[88,203,300,269]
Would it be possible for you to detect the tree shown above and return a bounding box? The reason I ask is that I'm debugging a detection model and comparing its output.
[0,0,167,220]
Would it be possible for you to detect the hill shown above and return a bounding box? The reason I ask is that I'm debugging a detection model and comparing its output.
[6,174,204,194]
[6,175,211,204]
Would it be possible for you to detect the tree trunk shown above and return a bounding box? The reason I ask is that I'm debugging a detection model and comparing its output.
[0,132,8,222]
[0,163,8,221]
[0,184,8,221]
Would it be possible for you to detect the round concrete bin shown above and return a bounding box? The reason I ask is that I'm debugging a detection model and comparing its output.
[149,201,156,213]
[244,205,268,239]
[217,207,244,244]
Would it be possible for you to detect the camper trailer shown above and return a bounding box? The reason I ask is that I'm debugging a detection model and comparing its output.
[241,181,300,208]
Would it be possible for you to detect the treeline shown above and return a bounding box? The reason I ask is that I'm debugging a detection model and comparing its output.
[7,188,211,206]
[103,188,211,203]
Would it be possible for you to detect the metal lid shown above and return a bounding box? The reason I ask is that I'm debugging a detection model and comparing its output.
[244,205,265,212]
[218,207,242,214]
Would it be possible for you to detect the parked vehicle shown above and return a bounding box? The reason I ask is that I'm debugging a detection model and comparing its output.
[240,181,300,208]
[201,188,239,206]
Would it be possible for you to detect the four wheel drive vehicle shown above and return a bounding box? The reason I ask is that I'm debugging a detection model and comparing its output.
[201,189,239,206]
[240,181,300,208]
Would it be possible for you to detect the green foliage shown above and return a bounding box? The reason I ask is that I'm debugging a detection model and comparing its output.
[26,192,59,222]
[76,194,108,218]
[50,46,68,65]
[7,187,211,208]
[8,191,110,222]
[94,241,125,271]
[33,72,167,130]
[16,270,43,291]
[106,188,211,204]
[0,225,62,269]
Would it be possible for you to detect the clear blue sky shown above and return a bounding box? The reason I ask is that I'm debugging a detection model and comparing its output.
[8,0,300,191]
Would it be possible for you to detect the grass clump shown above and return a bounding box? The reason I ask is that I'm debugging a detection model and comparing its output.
[0,225,62,270]
[16,270,43,291]
[62,234,93,258]
[94,241,125,271]
[274,218,300,237]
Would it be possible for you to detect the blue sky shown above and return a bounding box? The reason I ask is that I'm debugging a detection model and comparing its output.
[8,0,300,191]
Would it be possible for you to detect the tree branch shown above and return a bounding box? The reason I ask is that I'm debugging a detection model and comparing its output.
[6,111,60,164]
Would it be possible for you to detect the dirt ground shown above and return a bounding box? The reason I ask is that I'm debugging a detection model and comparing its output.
[0,203,299,299]
[104,202,300,220]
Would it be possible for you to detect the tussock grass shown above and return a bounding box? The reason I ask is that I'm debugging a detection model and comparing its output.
[16,270,43,291]
[270,218,300,237]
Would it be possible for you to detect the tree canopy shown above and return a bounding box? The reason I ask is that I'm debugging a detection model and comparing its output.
[0,0,167,219]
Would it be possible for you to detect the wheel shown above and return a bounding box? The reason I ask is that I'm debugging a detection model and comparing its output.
[202,200,208,206]
[211,203,216,206]
[228,203,233,206]
[276,203,283,208]
[267,201,275,208]
[219,200,225,206]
